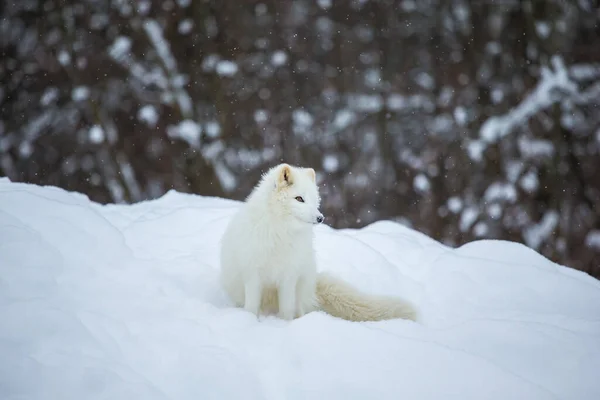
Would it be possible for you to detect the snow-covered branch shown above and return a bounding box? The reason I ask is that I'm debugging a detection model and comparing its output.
[469,56,600,161]
[143,19,193,118]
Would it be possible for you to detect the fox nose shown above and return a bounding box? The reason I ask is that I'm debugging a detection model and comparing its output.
[316,215,324,224]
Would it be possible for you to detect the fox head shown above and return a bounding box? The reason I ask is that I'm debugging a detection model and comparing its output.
[262,163,324,227]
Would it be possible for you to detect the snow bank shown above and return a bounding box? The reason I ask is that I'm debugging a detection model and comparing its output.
[1,178,599,400]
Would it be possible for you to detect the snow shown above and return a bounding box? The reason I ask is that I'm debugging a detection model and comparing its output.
[484,182,517,203]
[447,196,463,213]
[491,87,504,104]
[518,137,555,159]
[270,50,288,67]
[333,109,355,130]
[415,71,434,90]
[1,179,600,400]
[18,142,32,158]
[535,21,551,39]
[292,109,314,131]
[144,20,176,72]
[460,206,479,232]
[178,19,194,35]
[322,154,339,172]
[143,19,193,117]
[317,0,332,10]
[413,173,430,192]
[137,1,151,15]
[569,64,600,81]
[216,60,238,77]
[89,125,105,144]
[117,156,142,202]
[505,161,524,183]
[90,14,109,30]
[20,112,52,153]
[467,139,485,161]
[387,94,406,110]
[586,230,600,250]
[213,160,236,192]
[57,50,71,66]
[40,87,59,106]
[523,211,559,250]
[71,86,90,101]
[202,54,220,72]
[453,106,468,125]
[401,0,416,12]
[478,56,576,151]
[167,120,202,148]
[387,93,435,112]
[348,94,383,112]
[473,221,488,237]
[364,68,381,88]
[487,203,502,219]
[137,105,159,127]
[254,109,269,124]
[205,121,221,138]
[430,114,453,134]
[109,36,132,62]
[520,170,539,193]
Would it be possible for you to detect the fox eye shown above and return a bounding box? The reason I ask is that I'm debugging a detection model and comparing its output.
[295,196,304,203]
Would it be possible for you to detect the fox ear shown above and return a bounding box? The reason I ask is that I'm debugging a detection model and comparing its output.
[277,164,293,187]
[306,168,316,182]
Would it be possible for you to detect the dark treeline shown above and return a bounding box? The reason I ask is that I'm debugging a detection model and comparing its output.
[1,0,599,278]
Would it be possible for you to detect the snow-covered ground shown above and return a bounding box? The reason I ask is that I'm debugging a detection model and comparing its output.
[1,177,599,400]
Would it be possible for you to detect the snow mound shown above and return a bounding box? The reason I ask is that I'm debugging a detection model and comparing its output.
[1,178,599,400]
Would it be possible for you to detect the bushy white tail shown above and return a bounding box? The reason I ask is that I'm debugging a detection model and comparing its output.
[315,273,417,322]
[258,273,417,322]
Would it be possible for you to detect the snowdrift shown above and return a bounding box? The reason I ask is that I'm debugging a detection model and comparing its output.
[1,177,599,400]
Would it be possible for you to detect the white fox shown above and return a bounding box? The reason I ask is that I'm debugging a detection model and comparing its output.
[219,163,416,322]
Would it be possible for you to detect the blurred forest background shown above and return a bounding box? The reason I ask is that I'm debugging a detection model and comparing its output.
[1,0,599,278]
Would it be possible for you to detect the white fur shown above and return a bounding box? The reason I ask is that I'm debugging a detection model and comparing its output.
[219,163,417,322]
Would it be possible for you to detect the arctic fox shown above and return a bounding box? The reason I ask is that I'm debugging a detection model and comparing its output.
[219,163,416,322]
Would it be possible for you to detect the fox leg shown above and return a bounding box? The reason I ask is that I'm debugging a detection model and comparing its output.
[295,276,316,318]
[244,274,262,317]
[278,278,297,320]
